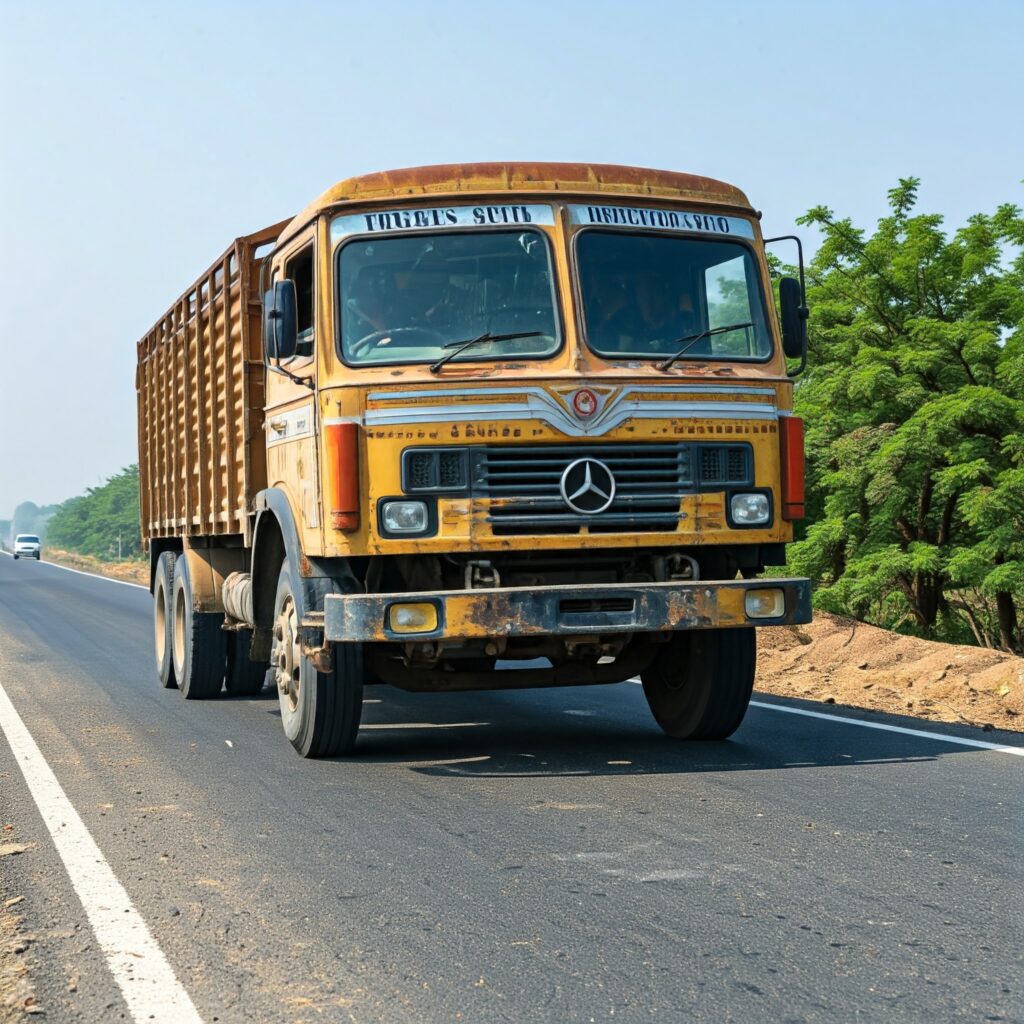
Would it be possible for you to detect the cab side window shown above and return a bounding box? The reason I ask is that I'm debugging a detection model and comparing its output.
[286,245,315,357]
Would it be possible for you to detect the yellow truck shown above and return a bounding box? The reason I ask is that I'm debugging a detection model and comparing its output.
[136,162,811,758]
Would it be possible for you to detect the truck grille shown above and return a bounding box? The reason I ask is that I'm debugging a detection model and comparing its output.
[474,442,751,535]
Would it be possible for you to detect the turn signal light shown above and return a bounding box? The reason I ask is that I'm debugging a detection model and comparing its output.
[325,420,359,532]
[780,415,805,520]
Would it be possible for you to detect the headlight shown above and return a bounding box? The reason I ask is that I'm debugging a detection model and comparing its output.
[381,499,429,534]
[730,492,770,526]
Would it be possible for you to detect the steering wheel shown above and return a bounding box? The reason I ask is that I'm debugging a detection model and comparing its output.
[348,326,447,358]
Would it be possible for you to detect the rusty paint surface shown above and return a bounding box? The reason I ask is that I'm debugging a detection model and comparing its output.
[279,162,752,246]
[322,579,811,644]
[137,161,806,618]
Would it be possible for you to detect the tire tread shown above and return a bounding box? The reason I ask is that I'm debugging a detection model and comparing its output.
[154,551,177,689]
[641,627,756,740]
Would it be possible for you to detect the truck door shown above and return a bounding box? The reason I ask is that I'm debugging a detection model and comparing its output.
[265,235,321,539]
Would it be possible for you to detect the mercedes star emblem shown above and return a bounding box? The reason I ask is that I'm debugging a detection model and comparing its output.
[559,458,616,515]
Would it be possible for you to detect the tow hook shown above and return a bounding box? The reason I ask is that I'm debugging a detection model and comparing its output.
[465,560,501,589]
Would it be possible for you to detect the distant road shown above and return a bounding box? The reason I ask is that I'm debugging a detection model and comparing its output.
[1,553,1021,1023]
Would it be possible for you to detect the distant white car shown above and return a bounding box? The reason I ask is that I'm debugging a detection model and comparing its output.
[13,534,41,560]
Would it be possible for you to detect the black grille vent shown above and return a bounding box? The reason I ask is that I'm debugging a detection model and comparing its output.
[698,446,752,487]
[474,442,752,535]
[403,448,469,493]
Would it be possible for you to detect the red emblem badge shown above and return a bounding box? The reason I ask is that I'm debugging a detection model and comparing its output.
[572,388,598,419]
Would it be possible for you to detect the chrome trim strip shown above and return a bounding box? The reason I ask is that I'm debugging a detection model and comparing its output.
[367,384,776,402]
[365,384,777,434]
[365,401,776,428]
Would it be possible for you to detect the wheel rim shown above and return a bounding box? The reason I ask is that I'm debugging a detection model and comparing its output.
[173,584,187,676]
[272,593,301,719]
[155,581,167,666]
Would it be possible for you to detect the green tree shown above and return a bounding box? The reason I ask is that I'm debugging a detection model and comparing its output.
[46,465,141,559]
[12,501,58,540]
[787,179,1024,653]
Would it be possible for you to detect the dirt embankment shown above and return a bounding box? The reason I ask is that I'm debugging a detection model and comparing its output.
[758,612,1024,732]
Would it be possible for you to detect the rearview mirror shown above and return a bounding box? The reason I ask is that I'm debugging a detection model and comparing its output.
[778,276,807,361]
[263,281,297,362]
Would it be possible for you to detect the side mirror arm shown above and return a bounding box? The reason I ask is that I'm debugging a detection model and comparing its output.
[263,281,313,389]
[765,233,809,377]
[268,361,315,390]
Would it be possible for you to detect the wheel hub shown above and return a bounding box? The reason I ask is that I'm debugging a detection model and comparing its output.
[272,595,301,713]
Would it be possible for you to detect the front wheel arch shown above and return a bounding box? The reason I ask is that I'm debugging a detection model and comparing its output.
[250,489,362,663]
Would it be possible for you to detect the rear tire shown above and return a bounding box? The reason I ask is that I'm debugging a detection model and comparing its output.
[153,551,178,689]
[171,554,226,700]
[271,563,363,757]
[640,627,756,740]
[225,630,268,696]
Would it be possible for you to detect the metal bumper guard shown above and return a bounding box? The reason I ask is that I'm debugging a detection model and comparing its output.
[322,577,812,643]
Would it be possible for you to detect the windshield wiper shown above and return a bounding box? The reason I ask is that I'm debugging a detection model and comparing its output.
[655,322,755,372]
[429,331,543,374]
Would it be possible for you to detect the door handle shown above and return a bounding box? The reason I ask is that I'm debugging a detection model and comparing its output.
[269,418,287,433]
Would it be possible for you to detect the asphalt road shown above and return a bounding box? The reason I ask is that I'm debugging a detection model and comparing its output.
[0,553,1021,1024]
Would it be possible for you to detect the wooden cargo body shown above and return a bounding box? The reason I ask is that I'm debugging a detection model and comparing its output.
[136,220,286,546]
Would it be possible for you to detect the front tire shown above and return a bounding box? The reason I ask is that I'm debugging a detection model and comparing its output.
[641,628,756,740]
[12,554,18,560]
[271,563,363,757]
[171,554,226,699]
[153,551,178,689]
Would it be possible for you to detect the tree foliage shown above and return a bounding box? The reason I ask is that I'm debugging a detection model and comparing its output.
[46,465,141,559]
[10,501,58,541]
[787,179,1024,652]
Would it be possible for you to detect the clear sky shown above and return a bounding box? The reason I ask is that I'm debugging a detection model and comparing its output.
[1,0,1021,517]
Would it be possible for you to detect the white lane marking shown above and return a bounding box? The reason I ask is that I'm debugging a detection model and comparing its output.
[0,548,147,589]
[748,700,1024,757]
[0,683,204,1024]
[627,679,1024,757]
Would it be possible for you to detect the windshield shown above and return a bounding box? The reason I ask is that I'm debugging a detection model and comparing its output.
[16,535,39,544]
[577,232,772,361]
[338,230,560,366]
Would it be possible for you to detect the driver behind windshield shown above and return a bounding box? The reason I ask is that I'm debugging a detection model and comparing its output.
[340,229,559,365]
[346,266,391,335]
[588,265,701,354]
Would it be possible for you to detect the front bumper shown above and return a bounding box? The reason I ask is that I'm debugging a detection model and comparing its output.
[322,577,811,643]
